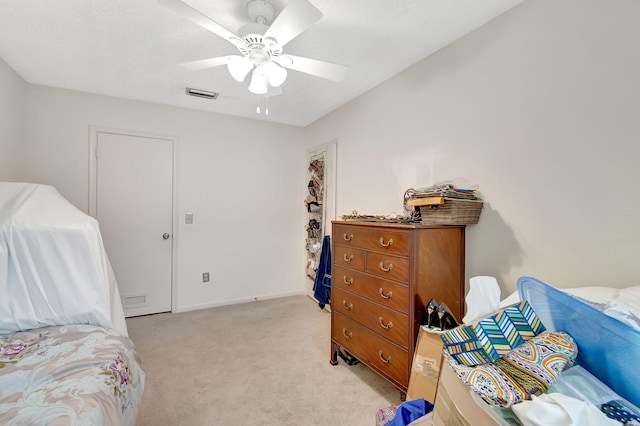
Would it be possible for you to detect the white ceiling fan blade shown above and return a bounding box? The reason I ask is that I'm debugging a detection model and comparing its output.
[263,0,322,47]
[180,56,236,71]
[276,54,347,82]
[158,0,242,45]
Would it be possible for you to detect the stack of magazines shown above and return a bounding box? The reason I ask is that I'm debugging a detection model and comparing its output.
[406,183,478,200]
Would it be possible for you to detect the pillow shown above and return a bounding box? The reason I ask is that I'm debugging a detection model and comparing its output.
[447,331,578,407]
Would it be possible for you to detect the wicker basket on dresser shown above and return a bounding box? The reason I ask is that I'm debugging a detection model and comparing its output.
[329,221,465,395]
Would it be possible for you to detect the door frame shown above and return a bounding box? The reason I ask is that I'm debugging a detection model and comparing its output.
[305,140,338,300]
[307,140,337,238]
[88,125,179,313]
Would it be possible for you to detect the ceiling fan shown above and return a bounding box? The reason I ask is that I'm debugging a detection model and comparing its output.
[159,0,348,95]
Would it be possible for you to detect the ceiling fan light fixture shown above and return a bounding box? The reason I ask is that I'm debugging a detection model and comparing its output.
[248,69,268,94]
[227,56,253,82]
[275,55,294,67]
[265,61,287,87]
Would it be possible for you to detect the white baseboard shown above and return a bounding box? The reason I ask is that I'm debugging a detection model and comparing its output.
[174,290,305,313]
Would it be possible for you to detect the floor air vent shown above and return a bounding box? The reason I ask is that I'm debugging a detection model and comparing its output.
[123,294,148,308]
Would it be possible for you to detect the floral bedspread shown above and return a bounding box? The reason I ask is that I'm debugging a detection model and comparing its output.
[0,325,146,425]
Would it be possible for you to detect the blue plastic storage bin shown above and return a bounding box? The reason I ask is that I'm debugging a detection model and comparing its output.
[518,276,640,407]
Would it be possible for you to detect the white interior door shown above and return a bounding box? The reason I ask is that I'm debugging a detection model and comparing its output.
[93,131,174,317]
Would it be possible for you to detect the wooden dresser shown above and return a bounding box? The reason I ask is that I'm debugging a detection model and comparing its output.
[330,221,465,394]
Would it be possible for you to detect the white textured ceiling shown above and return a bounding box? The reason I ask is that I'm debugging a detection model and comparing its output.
[0,0,523,127]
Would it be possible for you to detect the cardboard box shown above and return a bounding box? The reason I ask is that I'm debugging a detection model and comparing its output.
[407,326,444,403]
[432,362,520,426]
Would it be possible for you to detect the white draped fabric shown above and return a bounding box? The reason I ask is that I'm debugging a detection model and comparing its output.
[0,183,127,336]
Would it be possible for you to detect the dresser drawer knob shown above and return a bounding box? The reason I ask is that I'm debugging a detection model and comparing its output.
[343,253,354,262]
[379,237,393,247]
[378,288,392,299]
[343,233,353,241]
[378,350,392,364]
[379,261,393,272]
[342,328,352,339]
[378,317,393,330]
[342,300,353,310]
[343,276,353,285]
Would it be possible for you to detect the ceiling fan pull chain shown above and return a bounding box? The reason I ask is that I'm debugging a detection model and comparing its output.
[254,94,270,115]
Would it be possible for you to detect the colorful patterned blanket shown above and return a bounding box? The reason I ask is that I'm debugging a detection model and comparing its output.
[447,331,577,407]
[0,325,146,425]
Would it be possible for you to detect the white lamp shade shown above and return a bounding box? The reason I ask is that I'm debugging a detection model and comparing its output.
[264,61,287,87]
[227,56,253,82]
[248,69,268,94]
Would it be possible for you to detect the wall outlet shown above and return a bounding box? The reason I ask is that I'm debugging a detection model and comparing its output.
[202,272,210,283]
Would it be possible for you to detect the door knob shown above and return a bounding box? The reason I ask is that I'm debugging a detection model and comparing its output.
[162,233,170,240]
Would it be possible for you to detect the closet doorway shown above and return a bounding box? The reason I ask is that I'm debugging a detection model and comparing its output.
[305,141,337,301]
[89,127,175,317]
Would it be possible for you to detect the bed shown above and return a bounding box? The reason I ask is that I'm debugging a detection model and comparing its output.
[0,183,146,425]
[0,325,144,425]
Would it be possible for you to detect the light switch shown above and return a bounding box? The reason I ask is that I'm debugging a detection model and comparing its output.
[185,213,193,224]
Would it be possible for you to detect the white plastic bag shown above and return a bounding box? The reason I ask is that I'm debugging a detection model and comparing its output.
[462,276,501,324]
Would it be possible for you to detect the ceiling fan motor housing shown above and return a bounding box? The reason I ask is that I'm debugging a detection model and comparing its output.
[237,32,283,62]
[239,0,282,63]
[246,1,275,25]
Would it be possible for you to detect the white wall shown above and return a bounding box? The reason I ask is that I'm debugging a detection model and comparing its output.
[23,86,307,311]
[306,0,640,293]
[0,57,26,180]
[11,0,640,307]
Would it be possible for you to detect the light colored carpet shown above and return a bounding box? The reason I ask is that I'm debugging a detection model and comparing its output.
[127,295,402,426]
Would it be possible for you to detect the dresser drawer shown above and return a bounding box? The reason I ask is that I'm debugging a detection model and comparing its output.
[366,252,410,282]
[333,313,409,387]
[333,266,409,313]
[333,245,365,271]
[333,287,409,347]
[334,224,410,256]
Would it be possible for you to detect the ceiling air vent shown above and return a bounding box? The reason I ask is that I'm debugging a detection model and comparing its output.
[185,88,219,100]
